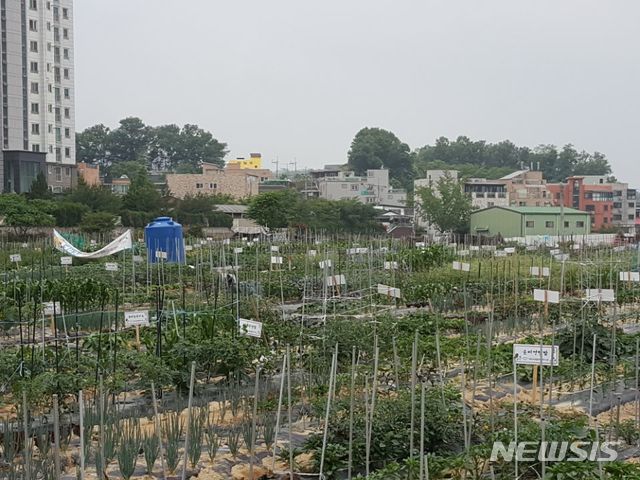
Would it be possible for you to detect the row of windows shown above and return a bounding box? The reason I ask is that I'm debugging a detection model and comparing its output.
[31,144,72,159]
[195,183,218,189]
[30,82,72,101]
[31,123,72,136]
[29,0,70,20]
[525,220,586,229]
[31,103,72,119]
[29,61,72,79]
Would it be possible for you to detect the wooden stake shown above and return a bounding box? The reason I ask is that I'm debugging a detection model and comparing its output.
[52,394,61,480]
[79,390,85,480]
[532,365,539,404]
[181,361,196,480]
[151,382,167,480]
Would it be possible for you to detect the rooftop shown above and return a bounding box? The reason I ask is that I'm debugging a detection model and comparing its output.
[215,204,249,215]
[475,206,587,215]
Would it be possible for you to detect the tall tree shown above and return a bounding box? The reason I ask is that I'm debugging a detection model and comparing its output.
[108,117,150,163]
[347,128,413,188]
[416,173,472,234]
[247,190,301,229]
[67,178,121,213]
[76,123,111,167]
[27,171,51,199]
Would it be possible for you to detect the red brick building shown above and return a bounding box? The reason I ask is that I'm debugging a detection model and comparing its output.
[548,176,636,232]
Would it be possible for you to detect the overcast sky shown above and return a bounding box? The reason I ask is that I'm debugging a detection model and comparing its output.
[75,1,640,185]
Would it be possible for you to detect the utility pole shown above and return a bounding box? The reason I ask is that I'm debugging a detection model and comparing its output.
[289,159,297,176]
[272,158,280,177]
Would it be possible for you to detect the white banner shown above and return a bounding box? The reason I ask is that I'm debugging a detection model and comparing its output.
[53,229,132,259]
[60,256,72,266]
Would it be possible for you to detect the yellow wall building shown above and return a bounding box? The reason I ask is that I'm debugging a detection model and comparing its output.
[227,153,262,169]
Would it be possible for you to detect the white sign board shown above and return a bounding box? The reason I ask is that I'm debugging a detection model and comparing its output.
[319,259,332,269]
[233,248,243,254]
[270,245,279,252]
[105,262,119,272]
[470,246,480,251]
[530,267,550,277]
[9,254,21,263]
[270,256,283,265]
[384,261,398,270]
[554,253,570,262]
[494,250,507,257]
[453,261,461,270]
[347,247,368,255]
[584,288,616,302]
[43,301,62,316]
[60,256,72,266]
[325,274,346,287]
[308,250,317,257]
[504,247,516,254]
[533,289,560,304]
[482,245,497,251]
[415,242,425,248]
[526,245,538,251]
[238,318,263,338]
[377,284,402,298]
[155,251,168,260]
[133,255,143,263]
[458,250,469,257]
[222,239,230,245]
[124,310,149,327]
[514,344,559,366]
[550,249,561,255]
[620,272,640,282]
[185,245,193,251]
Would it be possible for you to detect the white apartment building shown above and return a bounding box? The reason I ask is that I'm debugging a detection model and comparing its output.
[316,168,407,207]
[1,0,76,193]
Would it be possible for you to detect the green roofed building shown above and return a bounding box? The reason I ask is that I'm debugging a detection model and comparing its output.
[470,206,591,237]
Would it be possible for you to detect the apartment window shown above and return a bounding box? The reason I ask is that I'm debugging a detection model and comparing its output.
[54,107,61,122]
[603,218,608,224]
[64,88,70,99]
[54,67,61,82]
[53,6,58,20]
[48,145,53,153]
[30,62,38,73]
[29,19,37,31]
[63,48,69,60]
[29,0,37,10]
[46,63,51,72]
[586,205,595,212]
[32,144,40,152]
[55,148,61,162]
[47,42,51,52]
[54,27,59,42]
[31,123,40,135]
[47,1,50,10]
[629,215,635,221]
[613,202,621,208]
[629,202,635,209]
[55,167,61,182]
[564,221,569,228]
[545,221,554,228]
[525,221,535,228]
[48,124,52,133]
[64,147,70,158]
[64,127,70,138]
[64,108,70,119]
[576,221,585,228]
[48,104,52,113]
[46,22,51,31]
[30,41,38,52]
[65,167,70,176]
[30,103,39,114]
[55,127,61,141]
[613,214,622,221]
[196,183,203,189]
[350,184,358,191]
[63,68,69,80]
[62,8,68,19]
[63,28,69,39]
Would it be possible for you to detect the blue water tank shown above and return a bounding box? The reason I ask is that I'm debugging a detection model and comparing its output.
[144,217,185,264]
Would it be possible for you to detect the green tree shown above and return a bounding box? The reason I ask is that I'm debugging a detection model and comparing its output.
[150,124,228,172]
[76,123,112,167]
[173,194,233,227]
[0,194,55,236]
[68,178,121,213]
[347,127,413,188]
[417,173,472,234]
[27,171,51,199]
[80,211,116,234]
[120,175,163,227]
[109,117,150,163]
[247,190,300,229]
